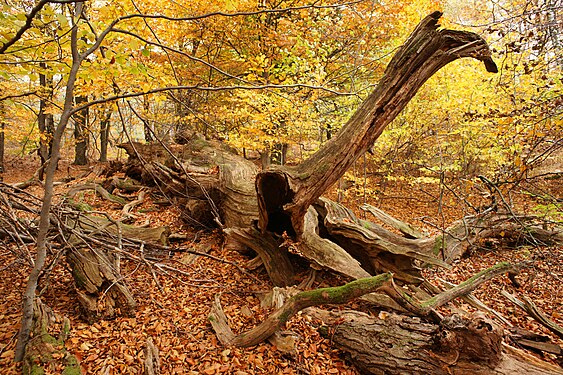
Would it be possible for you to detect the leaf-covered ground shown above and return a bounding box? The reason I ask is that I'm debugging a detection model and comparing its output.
[0,154,561,374]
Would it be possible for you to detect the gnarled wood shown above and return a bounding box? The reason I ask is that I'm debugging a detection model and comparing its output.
[118,139,258,229]
[256,11,497,239]
[67,246,136,322]
[209,273,393,347]
[314,309,563,375]
[224,227,295,287]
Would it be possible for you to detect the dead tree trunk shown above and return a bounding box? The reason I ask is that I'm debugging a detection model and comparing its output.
[66,244,136,322]
[255,11,498,239]
[315,310,563,375]
[115,12,562,373]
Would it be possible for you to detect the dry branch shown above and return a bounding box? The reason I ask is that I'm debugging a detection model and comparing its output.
[381,262,518,316]
[209,273,393,347]
[502,290,563,339]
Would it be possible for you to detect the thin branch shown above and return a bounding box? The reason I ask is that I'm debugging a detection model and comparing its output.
[0,0,82,54]
[116,0,367,23]
[0,91,38,102]
[70,84,353,115]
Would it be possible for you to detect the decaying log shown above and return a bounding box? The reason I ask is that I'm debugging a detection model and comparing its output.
[314,309,563,375]
[209,262,520,349]
[67,246,136,322]
[107,13,561,372]
[122,190,146,221]
[316,198,449,283]
[67,214,170,246]
[117,139,258,229]
[256,11,498,239]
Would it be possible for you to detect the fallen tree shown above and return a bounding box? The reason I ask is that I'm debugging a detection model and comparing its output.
[113,12,563,374]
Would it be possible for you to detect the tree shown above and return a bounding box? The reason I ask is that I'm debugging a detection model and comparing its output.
[73,95,89,165]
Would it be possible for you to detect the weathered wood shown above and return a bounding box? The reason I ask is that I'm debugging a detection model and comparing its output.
[317,198,449,283]
[22,298,80,375]
[380,262,518,316]
[144,337,160,375]
[224,227,295,287]
[314,309,563,375]
[361,203,425,239]
[209,273,393,347]
[67,247,136,322]
[256,11,497,239]
[502,290,563,339]
[67,214,170,246]
[118,139,258,229]
[67,182,127,206]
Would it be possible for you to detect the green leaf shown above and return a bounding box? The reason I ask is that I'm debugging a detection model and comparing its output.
[56,13,68,28]
[141,48,150,57]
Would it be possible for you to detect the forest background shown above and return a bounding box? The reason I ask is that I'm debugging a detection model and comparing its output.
[0,0,560,186]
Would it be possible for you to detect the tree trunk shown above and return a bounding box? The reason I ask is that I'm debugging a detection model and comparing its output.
[73,95,89,165]
[22,298,81,375]
[118,139,259,229]
[315,309,563,375]
[255,11,498,239]
[99,110,111,162]
[143,96,153,143]
[38,63,54,180]
[115,12,562,373]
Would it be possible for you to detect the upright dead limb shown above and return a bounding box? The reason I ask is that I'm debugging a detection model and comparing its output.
[256,11,497,239]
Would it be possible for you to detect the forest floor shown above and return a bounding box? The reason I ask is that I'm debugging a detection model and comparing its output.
[0,153,562,374]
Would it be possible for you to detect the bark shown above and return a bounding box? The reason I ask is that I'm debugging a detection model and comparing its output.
[17,3,94,359]
[99,111,111,162]
[143,96,153,143]
[67,214,170,246]
[224,227,295,286]
[117,139,258,229]
[255,11,497,239]
[144,337,160,375]
[73,95,89,165]
[22,298,81,375]
[38,62,55,180]
[67,246,136,322]
[0,102,4,174]
[315,309,563,375]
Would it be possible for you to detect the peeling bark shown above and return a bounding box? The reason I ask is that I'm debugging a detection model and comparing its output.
[67,246,136,322]
[314,309,563,375]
